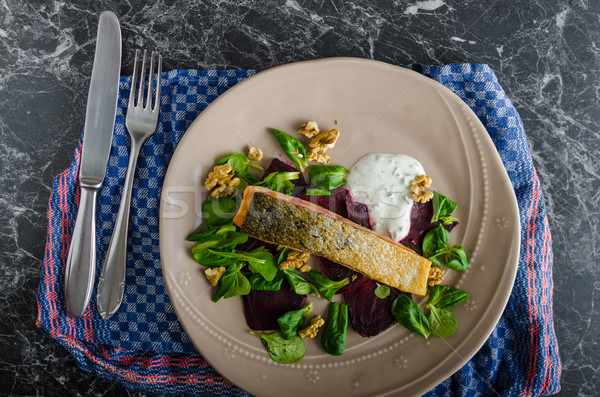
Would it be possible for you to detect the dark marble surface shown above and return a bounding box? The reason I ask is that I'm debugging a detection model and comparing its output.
[1,0,598,395]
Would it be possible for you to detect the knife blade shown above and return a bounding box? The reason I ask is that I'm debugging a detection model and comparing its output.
[64,11,122,317]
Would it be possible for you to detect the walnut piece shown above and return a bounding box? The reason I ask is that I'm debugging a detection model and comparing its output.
[409,174,434,203]
[247,145,263,161]
[297,120,320,138]
[205,266,226,286]
[309,128,339,152]
[298,315,325,338]
[306,151,330,164]
[279,251,311,272]
[427,266,445,286]
[306,128,339,164]
[204,164,241,198]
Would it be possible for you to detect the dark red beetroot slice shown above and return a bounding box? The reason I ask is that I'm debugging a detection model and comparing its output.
[263,158,306,195]
[297,186,349,218]
[400,202,458,255]
[344,279,402,337]
[345,194,371,229]
[319,257,368,294]
[242,287,307,331]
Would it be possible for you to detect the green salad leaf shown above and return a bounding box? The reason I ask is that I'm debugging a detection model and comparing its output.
[307,165,349,196]
[305,188,331,196]
[391,294,431,339]
[422,224,449,265]
[202,196,238,226]
[276,247,292,265]
[422,225,469,271]
[427,285,470,309]
[187,224,237,241]
[307,271,349,301]
[277,303,313,339]
[269,128,308,172]
[213,263,251,302]
[249,271,284,291]
[190,228,250,267]
[432,191,459,225]
[321,302,348,356]
[216,153,263,177]
[245,249,278,282]
[193,250,236,267]
[249,330,306,364]
[256,171,299,195]
[374,283,391,299]
[428,305,457,338]
[422,285,469,338]
[444,244,469,272]
[190,233,248,252]
[282,270,319,295]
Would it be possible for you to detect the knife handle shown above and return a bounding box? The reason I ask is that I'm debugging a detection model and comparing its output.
[65,184,99,317]
[96,143,141,320]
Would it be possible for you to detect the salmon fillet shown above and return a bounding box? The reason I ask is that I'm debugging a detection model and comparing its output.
[233,186,431,296]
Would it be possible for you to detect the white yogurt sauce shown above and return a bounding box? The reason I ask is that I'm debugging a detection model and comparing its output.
[345,153,426,242]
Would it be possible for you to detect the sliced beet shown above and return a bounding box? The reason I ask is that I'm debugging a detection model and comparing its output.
[242,287,307,331]
[263,158,306,193]
[400,202,458,254]
[297,186,349,218]
[319,256,367,294]
[344,280,402,337]
[345,195,371,229]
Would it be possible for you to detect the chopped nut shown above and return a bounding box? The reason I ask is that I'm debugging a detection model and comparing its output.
[298,263,311,273]
[247,145,263,161]
[204,164,241,198]
[297,120,320,138]
[298,315,324,338]
[409,174,434,203]
[306,128,339,164]
[306,151,330,164]
[427,266,445,286]
[410,174,432,189]
[309,128,340,152]
[279,251,311,271]
[410,190,434,203]
[205,266,226,286]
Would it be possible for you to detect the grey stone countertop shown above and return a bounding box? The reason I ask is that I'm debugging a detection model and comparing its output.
[1,1,598,396]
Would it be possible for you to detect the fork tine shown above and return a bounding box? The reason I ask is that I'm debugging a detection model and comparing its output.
[137,49,147,107]
[145,51,155,110]
[129,49,140,108]
[154,54,162,112]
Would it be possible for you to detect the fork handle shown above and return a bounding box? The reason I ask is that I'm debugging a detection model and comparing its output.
[65,184,99,317]
[96,142,142,320]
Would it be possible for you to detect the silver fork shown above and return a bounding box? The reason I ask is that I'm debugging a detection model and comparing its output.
[97,49,162,320]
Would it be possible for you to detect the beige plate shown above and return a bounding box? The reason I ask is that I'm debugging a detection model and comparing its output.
[159,58,520,396]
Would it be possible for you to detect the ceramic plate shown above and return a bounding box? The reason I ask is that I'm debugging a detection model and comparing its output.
[159,58,520,396]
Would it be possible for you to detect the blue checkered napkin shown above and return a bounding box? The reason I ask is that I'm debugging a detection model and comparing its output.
[37,65,560,396]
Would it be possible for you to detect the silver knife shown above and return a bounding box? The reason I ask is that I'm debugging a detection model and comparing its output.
[64,11,122,317]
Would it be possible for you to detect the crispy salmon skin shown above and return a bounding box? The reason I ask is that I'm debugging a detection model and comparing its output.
[233,186,431,296]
